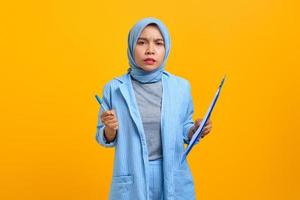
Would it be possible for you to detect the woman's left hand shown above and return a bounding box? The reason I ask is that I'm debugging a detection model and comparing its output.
[193,118,212,138]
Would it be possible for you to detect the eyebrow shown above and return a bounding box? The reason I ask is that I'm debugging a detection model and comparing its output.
[137,37,164,42]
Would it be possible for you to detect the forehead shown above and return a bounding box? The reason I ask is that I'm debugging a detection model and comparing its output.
[138,24,164,40]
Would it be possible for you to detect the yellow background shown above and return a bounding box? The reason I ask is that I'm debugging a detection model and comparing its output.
[0,0,299,199]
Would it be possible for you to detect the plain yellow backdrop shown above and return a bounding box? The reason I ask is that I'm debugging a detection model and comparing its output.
[0,0,299,199]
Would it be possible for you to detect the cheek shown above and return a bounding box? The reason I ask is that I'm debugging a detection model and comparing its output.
[158,48,166,61]
[134,47,142,61]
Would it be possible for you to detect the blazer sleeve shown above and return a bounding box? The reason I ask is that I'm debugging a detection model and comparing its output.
[182,81,200,145]
[95,82,117,147]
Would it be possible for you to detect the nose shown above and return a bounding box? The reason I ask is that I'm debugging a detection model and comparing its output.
[146,43,155,55]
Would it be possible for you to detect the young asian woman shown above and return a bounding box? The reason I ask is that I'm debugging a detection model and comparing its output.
[96,17,212,200]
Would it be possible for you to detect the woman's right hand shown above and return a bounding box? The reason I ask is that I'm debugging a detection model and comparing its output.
[101,110,118,141]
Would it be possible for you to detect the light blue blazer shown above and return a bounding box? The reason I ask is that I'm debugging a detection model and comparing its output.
[96,71,198,200]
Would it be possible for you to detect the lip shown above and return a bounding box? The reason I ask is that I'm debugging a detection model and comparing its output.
[143,58,156,62]
[143,58,156,65]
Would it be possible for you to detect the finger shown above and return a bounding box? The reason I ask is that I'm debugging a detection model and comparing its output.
[203,126,210,133]
[102,111,113,118]
[101,117,114,124]
[103,111,117,119]
[102,115,116,121]
[106,120,118,126]
[204,127,212,134]
[102,115,113,120]
[205,121,212,127]
[204,124,212,130]
[106,119,118,124]
[203,126,212,133]
[102,116,117,124]
[104,118,118,125]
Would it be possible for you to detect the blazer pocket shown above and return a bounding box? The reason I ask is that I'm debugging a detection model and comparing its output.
[109,175,133,200]
[173,170,196,200]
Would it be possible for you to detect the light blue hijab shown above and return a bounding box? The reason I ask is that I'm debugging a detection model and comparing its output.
[127,17,171,83]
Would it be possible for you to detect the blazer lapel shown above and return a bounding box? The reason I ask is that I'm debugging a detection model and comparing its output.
[118,75,145,140]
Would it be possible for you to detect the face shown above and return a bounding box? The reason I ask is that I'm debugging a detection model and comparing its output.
[134,25,166,72]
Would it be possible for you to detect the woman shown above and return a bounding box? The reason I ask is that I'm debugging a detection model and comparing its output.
[96,17,212,200]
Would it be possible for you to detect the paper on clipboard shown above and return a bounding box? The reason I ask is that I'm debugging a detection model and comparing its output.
[180,75,226,164]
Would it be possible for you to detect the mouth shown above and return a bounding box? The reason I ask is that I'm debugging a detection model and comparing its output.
[143,58,156,65]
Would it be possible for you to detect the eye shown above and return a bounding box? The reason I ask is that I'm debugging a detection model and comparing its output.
[137,41,145,45]
[156,42,164,46]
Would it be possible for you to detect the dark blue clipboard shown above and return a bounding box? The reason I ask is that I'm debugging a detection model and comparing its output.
[180,75,226,164]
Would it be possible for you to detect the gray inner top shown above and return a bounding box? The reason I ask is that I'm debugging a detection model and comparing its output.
[131,77,163,161]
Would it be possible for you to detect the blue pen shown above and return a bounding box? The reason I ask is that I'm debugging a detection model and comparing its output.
[95,94,108,111]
